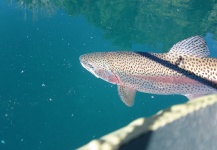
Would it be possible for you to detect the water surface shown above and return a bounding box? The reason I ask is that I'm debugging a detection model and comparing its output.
[1,0,217,149]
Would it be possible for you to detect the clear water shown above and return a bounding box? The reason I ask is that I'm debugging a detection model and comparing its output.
[1,0,217,149]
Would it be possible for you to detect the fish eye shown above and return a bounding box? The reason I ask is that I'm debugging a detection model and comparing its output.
[87,63,94,69]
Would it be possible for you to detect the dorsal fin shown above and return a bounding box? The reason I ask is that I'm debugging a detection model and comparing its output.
[168,36,210,57]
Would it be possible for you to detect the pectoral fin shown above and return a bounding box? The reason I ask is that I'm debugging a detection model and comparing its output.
[118,85,136,107]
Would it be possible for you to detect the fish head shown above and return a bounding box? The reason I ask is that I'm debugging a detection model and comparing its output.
[79,52,120,84]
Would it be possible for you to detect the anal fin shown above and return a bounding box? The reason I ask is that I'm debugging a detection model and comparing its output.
[118,85,136,107]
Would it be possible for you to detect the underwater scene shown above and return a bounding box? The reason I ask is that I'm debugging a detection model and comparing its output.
[1,0,217,149]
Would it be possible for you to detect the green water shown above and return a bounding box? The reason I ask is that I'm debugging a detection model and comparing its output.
[1,0,217,149]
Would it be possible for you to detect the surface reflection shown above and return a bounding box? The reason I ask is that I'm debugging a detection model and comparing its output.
[14,0,217,49]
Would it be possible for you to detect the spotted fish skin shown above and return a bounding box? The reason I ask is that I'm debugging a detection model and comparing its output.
[80,36,217,106]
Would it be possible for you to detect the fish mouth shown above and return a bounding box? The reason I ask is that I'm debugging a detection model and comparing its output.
[80,61,100,78]
[79,55,120,84]
[79,55,91,69]
[79,55,87,66]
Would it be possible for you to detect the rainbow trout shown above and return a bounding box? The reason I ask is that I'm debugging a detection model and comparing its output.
[80,36,217,106]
